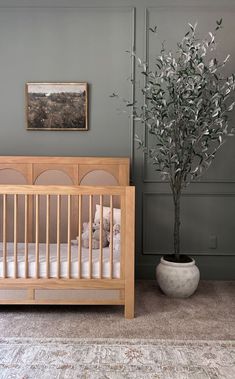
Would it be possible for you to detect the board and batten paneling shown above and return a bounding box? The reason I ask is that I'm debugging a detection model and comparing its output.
[143,193,235,256]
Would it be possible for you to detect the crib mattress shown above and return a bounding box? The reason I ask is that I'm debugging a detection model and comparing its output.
[0,243,120,279]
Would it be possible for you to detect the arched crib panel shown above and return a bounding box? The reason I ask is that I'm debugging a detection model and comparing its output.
[80,169,118,186]
[0,168,27,185]
[33,165,77,185]
[78,165,121,185]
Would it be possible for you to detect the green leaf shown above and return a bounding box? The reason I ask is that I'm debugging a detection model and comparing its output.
[212,109,220,118]
[228,102,235,111]
[110,92,119,98]
[188,22,197,32]
[149,26,157,33]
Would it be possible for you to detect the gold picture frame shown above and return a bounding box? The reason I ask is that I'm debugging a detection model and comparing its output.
[26,82,88,131]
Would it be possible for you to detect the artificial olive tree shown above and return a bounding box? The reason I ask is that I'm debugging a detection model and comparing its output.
[114,20,235,262]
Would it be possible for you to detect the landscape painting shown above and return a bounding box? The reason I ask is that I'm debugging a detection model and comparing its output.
[26,82,88,130]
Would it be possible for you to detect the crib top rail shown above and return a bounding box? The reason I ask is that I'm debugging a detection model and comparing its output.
[0,185,132,196]
[0,156,129,165]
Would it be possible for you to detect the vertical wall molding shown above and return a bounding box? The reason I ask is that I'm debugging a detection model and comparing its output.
[130,7,136,183]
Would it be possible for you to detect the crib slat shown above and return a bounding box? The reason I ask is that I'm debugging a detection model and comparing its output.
[78,194,82,279]
[46,195,50,279]
[57,195,61,279]
[35,194,39,278]
[3,194,7,278]
[109,195,113,279]
[99,195,103,279]
[89,195,93,279]
[67,195,71,279]
[13,194,18,278]
[24,195,28,278]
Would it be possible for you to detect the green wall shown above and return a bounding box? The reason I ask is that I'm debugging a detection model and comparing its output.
[0,0,234,279]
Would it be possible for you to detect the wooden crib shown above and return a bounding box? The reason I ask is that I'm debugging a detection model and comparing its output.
[0,157,135,318]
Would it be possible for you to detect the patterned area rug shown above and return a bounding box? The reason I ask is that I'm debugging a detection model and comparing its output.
[0,338,234,379]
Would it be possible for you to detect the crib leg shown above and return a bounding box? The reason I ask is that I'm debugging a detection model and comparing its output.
[124,301,134,319]
[124,187,135,319]
[125,278,135,319]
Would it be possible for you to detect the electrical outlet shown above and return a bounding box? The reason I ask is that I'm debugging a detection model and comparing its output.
[209,235,217,249]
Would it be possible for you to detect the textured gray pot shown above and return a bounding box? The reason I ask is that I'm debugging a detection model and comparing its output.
[156,257,200,298]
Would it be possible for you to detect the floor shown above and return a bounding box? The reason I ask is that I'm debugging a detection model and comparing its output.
[0,280,234,340]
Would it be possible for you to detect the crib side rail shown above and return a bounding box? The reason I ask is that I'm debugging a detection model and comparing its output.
[0,185,134,285]
[0,185,126,196]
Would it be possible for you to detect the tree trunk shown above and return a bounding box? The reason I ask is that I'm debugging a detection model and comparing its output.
[173,193,181,261]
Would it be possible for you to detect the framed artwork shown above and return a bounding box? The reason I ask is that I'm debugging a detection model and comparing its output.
[26,82,88,131]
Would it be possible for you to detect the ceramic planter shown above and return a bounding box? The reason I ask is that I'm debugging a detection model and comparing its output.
[156,257,200,298]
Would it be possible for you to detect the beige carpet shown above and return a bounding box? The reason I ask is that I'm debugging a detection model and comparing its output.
[0,280,234,340]
[0,337,234,379]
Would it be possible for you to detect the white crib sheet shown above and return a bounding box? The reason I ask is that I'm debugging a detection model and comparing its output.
[0,243,120,279]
